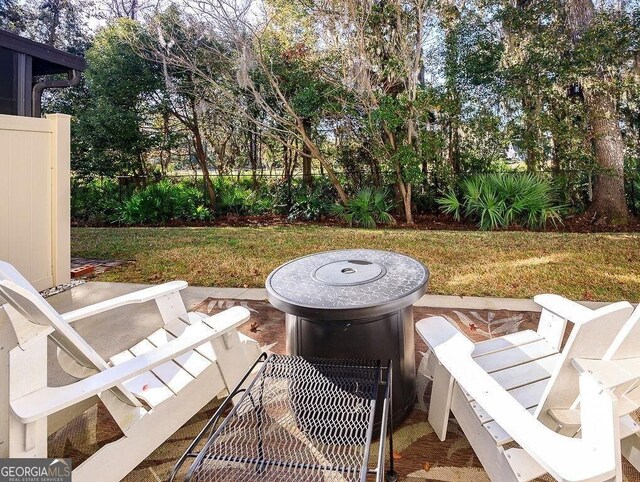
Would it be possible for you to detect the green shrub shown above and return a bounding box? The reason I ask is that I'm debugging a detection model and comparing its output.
[625,170,640,215]
[213,177,275,215]
[71,178,123,223]
[288,178,336,220]
[215,178,252,215]
[554,171,591,214]
[265,177,336,220]
[119,180,211,224]
[437,173,564,230]
[331,188,396,228]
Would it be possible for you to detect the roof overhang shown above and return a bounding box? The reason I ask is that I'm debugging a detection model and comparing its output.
[0,29,86,74]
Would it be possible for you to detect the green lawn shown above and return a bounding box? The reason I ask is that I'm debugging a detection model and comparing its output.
[71,226,640,302]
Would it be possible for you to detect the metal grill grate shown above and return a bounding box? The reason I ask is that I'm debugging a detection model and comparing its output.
[187,355,383,482]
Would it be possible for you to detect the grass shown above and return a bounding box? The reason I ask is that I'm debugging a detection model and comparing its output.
[71,226,640,302]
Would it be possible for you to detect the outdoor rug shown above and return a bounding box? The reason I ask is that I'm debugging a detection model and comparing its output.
[47,299,640,481]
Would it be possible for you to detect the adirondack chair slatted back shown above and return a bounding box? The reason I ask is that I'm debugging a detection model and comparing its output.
[0,262,141,407]
[0,279,110,371]
[602,306,640,411]
[534,301,635,430]
[605,304,640,361]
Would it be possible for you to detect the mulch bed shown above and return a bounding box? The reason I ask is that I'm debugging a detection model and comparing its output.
[72,212,640,232]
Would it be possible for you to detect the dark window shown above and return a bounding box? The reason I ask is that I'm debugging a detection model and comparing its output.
[0,46,17,115]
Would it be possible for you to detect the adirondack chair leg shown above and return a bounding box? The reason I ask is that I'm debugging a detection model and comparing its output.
[210,331,256,402]
[8,336,48,458]
[621,433,640,473]
[98,391,146,433]
[450,385,519,482]
[428,360,454,441]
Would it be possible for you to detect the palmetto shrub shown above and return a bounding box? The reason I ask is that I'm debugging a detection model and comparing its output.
[119,180,210,224]
[437,173,564,230]
[331,188,396,228]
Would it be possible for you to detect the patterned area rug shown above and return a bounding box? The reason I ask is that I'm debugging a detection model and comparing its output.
[47,299,640,481]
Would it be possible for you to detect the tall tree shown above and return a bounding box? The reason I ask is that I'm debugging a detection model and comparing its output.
[75,18,163,178]
[566,0,631,224]
[327,0,430,224]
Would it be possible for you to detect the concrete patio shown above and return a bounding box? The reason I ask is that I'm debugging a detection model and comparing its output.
[47,282,610,368]
[44,281,611,439]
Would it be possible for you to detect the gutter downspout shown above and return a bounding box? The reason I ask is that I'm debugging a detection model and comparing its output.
[32,69,81,117]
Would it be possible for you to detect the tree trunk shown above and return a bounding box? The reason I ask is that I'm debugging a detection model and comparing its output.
[584,86,629,223]
[448,116,460,173]
[301,118,313,188]
[522,94,541,171]
[213,140,228,175]
[188,99,216,211]
[566,0,630,224]
[303,136,348,204]
[400,182,413,225]
[386,128,414,225]
[160,111,171,176]
[443,4,461,174]
[193,132,216,212]
[282,141,290,181]
[248,130,259,190]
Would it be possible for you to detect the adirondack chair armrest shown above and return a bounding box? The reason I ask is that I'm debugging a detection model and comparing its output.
[433,330,619,482]
[11,306,250,424]
[415,316,470,353]
[61,281,188,323]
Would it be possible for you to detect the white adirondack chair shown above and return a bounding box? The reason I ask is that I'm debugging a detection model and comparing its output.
[0,261,261,482]
[417,295,640,482]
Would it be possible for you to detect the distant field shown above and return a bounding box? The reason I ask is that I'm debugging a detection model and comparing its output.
[71,226,640,302]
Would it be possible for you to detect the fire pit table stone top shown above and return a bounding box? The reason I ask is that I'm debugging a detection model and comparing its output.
[266,249,429,320]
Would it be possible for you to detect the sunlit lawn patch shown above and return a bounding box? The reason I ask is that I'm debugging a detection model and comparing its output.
[71,227,640,302]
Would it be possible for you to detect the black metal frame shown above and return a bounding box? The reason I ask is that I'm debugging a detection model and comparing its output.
[168,352,268,482]
[170,353,397,482]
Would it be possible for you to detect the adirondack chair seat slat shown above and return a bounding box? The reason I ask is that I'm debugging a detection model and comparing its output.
[0,260,259,482]
[146,328,212,378]
[474,339,559,373]
[131,339,195,394]
[503,447,548,481]
[483,408,538,446]
[471,330,544,358]
[620,415,640,439]
[110,348,176,407]
[164,317,218,362]
[463,354,561,402]
[486,354,560,394]
[471,378,550,426]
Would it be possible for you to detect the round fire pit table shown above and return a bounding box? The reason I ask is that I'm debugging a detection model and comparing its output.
[266,249,429,424]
